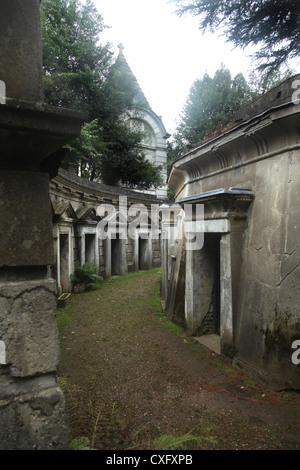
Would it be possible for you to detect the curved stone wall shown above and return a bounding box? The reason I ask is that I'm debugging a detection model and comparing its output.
[50,169,167,295]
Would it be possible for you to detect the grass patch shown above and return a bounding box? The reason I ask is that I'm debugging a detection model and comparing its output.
[148,286,163,311]
[88,282,103,291]
[158,317,183,337]
[147,275,186,339]
[149,431,217,450]
[127,423,218,450]
[56,300,75,334]
[105,268,161,285]
[69,437,95,450]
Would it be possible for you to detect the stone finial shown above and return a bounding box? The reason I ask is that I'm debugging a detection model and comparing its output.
[118,43,125,56]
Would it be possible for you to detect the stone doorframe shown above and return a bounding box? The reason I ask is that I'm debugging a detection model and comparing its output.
[54,224,74,295]
[178,188,254,357]
[78,226,99,267]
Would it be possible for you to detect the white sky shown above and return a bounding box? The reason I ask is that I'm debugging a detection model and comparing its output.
[94,0,258,135]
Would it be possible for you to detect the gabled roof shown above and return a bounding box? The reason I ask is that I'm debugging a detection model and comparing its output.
[100,209,128,225]
[52,201,77,221]
[76,205,100,223]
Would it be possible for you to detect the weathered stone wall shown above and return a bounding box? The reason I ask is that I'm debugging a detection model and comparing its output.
[0,275,69,449]
[166,76,300,390]
[50,169,166,291]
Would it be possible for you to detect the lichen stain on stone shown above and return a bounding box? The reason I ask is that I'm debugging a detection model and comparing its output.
[22,240,33,250]
[264,308,300,356]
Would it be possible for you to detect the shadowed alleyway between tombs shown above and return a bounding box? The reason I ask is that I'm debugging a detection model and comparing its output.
[57,269,300,450]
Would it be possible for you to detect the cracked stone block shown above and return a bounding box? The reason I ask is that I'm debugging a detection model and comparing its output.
[0,279,60,377]
[0,374,69,450]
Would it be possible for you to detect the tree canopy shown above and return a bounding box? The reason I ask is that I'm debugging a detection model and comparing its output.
[173,0,300,74]
[41,0,162,189]
[41,0,111,115]
[172,65,252,154]
[167,63,294,170]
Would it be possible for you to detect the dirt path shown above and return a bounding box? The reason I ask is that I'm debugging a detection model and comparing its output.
[57,268,300,450]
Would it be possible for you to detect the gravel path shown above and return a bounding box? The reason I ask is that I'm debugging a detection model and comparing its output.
[57,268,300,450]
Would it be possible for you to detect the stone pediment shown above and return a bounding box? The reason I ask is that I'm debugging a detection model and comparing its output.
[76,205,100,225]
[52,201,77,222]
[100,209,128,226]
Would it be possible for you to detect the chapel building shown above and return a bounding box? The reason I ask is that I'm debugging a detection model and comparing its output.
[114,44,170,199]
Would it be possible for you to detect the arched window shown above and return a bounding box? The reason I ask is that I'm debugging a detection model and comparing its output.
[129,119,155,147]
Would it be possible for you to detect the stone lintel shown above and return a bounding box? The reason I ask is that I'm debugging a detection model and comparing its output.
[178,187,254,224]
[159,203,182,224]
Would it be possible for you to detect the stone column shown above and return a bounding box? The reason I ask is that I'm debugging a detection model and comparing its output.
[219,233,234,354]
[181,203,206,335]
[219,221,245,357]
[0,0,85,449]
[159,204,182,307]
[185,247,207,334]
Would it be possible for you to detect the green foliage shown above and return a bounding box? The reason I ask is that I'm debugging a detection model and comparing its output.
[41,0,163,189]
[56,302,74,335]
[166,140,181,171]
[150,431,217,450]
[247,67,295,98]
[71,262,103,287]
[97,115,163,189]
[148,280,186,338]
[173,0,300,75]
[168,63,295,167]
[69,437,95,450]
[41,0,111,114]
[172,64,252,154]
[67,119,107,180]
[167,187,175,201]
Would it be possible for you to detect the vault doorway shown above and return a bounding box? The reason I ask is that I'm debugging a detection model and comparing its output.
[197,233,221,337]
[111,233,122,276]
[85,233,96,265]
[138,237,149,270]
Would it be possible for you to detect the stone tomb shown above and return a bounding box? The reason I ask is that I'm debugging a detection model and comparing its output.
[164,189,254,357]
[165,76,300,390]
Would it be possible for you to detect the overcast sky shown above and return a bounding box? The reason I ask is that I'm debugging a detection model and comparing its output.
[94,0,258,135]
